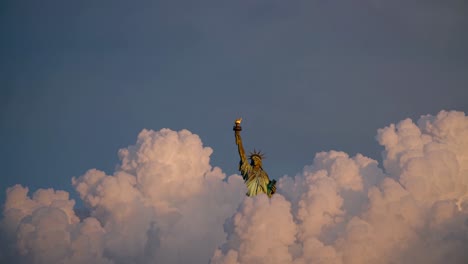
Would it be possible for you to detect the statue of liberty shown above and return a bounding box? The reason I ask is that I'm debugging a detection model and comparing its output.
[233,118,276,197]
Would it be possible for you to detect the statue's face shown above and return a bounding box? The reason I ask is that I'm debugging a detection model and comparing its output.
[251,156,262,166]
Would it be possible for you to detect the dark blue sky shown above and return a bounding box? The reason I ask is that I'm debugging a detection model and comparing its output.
[1,0,467,203]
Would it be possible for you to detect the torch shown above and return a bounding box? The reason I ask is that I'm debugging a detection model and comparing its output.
[233,118,242,131]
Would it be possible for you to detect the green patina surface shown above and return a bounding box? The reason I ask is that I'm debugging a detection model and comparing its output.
[234,119,276,198]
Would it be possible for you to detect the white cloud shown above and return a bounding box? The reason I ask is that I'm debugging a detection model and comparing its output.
[2,110,468,264]
[212,194,296,264]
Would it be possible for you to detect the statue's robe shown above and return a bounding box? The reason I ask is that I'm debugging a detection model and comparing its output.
[239,160,272,197]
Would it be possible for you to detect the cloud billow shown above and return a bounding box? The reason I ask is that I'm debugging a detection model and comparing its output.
[2,110,468,264]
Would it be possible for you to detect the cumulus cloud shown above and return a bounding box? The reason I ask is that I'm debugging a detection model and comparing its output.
[2,110,468,264]
[212,194,297,264]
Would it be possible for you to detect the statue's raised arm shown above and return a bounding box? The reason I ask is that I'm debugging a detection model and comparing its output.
[233,118,276,198]
[233,118,247,164]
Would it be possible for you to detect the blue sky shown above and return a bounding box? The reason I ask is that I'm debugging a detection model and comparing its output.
[1,0,467,204]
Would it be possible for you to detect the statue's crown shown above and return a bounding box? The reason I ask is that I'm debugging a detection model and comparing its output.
[249,149,265,160]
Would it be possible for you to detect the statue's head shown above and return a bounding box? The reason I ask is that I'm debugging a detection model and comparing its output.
[249,149,265,167]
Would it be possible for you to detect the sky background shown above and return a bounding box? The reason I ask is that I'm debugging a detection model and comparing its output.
[1,0,468,204]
